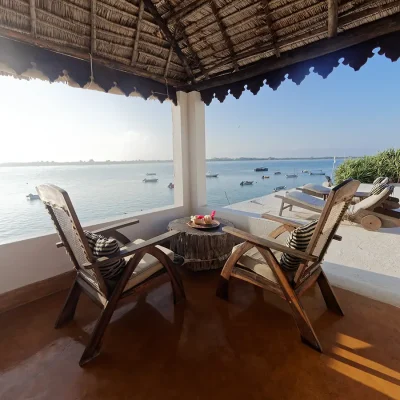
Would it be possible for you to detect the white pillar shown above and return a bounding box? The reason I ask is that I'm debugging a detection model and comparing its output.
[171,91,206,214]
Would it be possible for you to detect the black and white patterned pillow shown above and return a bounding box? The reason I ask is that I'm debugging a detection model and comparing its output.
[84,231,126,281]
[280,220,318,272]
[369,177,389,195]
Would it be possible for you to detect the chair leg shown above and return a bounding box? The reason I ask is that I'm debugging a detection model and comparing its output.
[317,271,344,316]
[55,278,82,329]
[216,241,254,301]
[143,247,186,304]
[169,264,186,304]
[79,255,145,367]
[279,200,285,216]
[216,276,230,300]
[257,247,323,352]
[286,292,323,352]
[79,299,118,367]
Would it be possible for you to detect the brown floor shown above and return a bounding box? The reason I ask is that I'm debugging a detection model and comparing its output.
[1,269,400,400]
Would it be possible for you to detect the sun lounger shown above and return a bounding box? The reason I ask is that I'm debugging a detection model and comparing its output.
[276,191,325,215]
[347,187,400,230]
[297,182,399,209]
[277,185,400,231]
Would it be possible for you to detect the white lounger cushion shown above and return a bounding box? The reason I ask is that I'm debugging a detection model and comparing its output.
[286,191,325,210]
[123,239,174,292]
[350,187,391,214]
[302,183,331,195]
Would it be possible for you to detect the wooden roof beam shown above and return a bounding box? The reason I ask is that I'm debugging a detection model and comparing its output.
[164,46,173,78]
[179,24,209,79]
[131,0,144,65]
[328,0,339,37]
[29,0,36,37]
[90,0,96,54]
[210,0,239,71]
[164,0,210,23]
[142,0,194,82]
[260,0,280,57]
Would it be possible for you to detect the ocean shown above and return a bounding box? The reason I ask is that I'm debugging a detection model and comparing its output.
[0,158,340,244]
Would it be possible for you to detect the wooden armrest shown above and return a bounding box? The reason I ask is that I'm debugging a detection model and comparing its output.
[262,213,342,241]
[222,227,317,262]
[91,218,139,235]
[56,218,140,248]
[83,230,179,269]
[262,213,303,228]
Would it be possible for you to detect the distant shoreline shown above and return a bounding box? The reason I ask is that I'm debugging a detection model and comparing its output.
[0,157,349,167]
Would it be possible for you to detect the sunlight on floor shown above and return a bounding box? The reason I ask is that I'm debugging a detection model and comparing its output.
[326,356,400,398]
[335,333,372,350]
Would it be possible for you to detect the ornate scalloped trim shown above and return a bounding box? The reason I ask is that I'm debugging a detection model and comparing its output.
[0,37,177,105]
[200,31,400,106]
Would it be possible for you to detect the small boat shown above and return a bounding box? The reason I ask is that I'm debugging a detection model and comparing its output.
[262,175,270,179]
[26,193,40,200]
[309,171,325,175]
[168,182,174,189]
[302,170,310,173]
[273,186,286,192]
[146,173,156,176]
[274,171,281,175]
[240,181,254,186]
[206,172,219,178]
[143,178,158,183]
[286,174,298,178]
[254,167,268,172]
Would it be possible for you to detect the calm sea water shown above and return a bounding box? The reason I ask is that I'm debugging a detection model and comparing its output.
[0,159,340,244]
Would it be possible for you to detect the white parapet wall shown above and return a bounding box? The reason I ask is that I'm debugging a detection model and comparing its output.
[0,205,187,295]
[197,184,400,308]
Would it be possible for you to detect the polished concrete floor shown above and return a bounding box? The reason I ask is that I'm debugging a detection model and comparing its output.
[1,269,400,400]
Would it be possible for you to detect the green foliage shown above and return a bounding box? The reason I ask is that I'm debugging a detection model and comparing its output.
[335,149,400,184]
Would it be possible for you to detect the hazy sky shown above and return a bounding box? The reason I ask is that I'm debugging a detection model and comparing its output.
[0,49,399,163]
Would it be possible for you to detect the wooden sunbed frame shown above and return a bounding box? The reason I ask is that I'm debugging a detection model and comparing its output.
[297,184,399,209]
[275,193,324,216]
[37,184,185,366]
[278,186,400,231]
[217,179,360,352]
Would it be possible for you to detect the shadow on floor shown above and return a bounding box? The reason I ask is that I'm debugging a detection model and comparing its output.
[1,269,400,400]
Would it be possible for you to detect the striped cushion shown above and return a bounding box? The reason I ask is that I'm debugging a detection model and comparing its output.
[280,220,317,272]
[369,177,389,195]
[84,231,126,281]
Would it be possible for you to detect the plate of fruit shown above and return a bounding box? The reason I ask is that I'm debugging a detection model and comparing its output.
[188,211,220,229]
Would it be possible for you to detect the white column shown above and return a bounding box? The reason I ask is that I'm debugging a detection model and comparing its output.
[187,91,206,209]
[171,91,206,214]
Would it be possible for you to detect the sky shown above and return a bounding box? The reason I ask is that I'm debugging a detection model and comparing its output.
[0,49,399,163]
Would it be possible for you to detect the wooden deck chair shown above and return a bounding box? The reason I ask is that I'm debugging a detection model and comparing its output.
[216,179,360,352]
[347,186,400,231]
[297,183,399,208]
[37,184,185,366]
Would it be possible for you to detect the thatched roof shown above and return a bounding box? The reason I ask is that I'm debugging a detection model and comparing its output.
[0,0,399,103]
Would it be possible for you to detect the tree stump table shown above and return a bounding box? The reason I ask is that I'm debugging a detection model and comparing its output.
[167,217,235,271]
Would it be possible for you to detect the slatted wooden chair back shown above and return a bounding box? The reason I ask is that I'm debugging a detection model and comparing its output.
[295,178,360,284]
[36,184,108,295]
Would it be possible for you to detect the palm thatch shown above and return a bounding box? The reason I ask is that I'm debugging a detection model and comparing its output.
[0,0,399,102]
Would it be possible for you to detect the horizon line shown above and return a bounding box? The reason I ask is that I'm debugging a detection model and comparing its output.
[0,156,351,166]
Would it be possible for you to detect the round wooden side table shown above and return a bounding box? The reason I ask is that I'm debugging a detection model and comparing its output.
[167,217,235,271]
